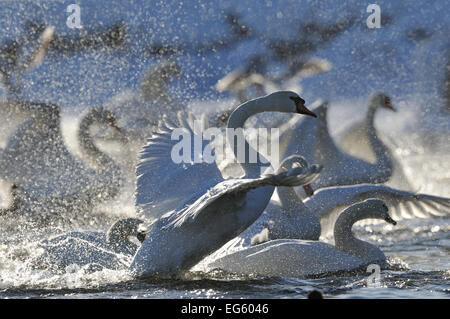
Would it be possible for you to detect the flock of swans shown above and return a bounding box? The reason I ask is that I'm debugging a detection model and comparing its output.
[0,90,449,279]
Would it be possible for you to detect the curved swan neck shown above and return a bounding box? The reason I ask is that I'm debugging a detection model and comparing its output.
[334,207,361,248]
[333,202,388,263]
[78,112,114,170]
[365,102,393,173]
[227,98,270,177]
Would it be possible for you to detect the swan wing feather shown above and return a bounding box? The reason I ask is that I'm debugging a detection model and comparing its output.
[135,111,223,221]
[164,165,321,230]
[310,184,450,237]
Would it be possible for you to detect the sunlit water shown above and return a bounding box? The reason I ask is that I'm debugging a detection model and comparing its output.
[0,95,448,299]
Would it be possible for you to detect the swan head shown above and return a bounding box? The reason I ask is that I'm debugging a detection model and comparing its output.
[277,155,309,172]
[264,91,317,117]
[276,155,319,197]
[370,92,396,112]
[352,199,397,225]
[106,218,145,253]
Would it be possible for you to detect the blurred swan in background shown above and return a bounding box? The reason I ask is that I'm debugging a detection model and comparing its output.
[34,218,145,270]
[0,101,125,220]
[213,56,331,129]
[0,25,54,94]
[335,93,412,189]
[208,199,397,278]
[276,93,396,191]
[98,60,181,170]
[129,91,321,277]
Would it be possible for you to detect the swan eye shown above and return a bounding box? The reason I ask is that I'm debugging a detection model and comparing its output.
[289,96,305,107]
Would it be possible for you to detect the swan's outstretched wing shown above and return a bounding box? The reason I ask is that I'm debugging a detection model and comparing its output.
[164,164,322,229]
[307,184,450,237]
[135,111,224,221]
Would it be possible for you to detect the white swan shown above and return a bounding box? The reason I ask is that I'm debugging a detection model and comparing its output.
[208,199,396,278]
[129,91,320,277]
[135,91,317,222]
[335,93,412,189]
[336,93,395,162]
[275,93,395,190]
[102,60,181,141]
[35,218,145,269]
[0,101,125,219]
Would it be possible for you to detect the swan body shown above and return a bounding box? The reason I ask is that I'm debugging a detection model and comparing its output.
[35,218,144,269]
[0,101,124,218]
[130,167,320,277]
[129,91,320,277]
[208,199,396,278]
[276,93,395,191]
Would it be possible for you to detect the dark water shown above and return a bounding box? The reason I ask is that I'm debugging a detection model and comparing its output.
[0,216,448,299]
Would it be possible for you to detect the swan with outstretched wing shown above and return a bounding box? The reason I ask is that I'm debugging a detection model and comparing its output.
[130,91,321,277]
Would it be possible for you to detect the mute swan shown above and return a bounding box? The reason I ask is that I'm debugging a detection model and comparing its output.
[35,218,145,269]
[103,60,181,141]
[0,25,54,94]
[337,93,395,162]
[276,93,395,191]
[96,60,182,171]
[135,91,317,222]
[335,93,412,189]
[208,199,396,278]
[0,101,125,219]
[129,91,320,277]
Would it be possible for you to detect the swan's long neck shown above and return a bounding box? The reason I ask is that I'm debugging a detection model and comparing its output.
[227,98,271,178]
[334,207,362,246]
[277,187,307,215]
[78,114,114,170]
[365,104,393,178]
[334,204,385,263]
